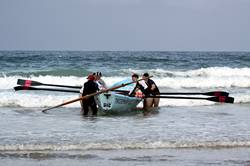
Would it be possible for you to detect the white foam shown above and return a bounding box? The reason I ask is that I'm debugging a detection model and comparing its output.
[158,98,215,107]
[1,90,249,108]
[124,67,250,88]
[1,141,250,151]
[0,91,80,108]
[124,67,250,77]
[0,75,125,90]
[1,67,250,107]
[1,67,250,90]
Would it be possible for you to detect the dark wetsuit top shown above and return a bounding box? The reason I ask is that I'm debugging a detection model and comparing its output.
[81,80,99,116]
[129,82,145,97]
[82,80,99,101]
[144,79,160,96]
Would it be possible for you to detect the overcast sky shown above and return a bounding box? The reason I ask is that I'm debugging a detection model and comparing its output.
[0,0,250,51]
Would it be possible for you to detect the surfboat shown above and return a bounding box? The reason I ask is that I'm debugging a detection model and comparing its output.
[95,78,143,113]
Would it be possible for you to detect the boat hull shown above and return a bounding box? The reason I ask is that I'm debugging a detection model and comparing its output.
[96,92,142,113]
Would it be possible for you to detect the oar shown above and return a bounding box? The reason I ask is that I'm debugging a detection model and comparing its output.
[17,79,82,89]
[145,96,234,103]
[41,76,152,113]
[17,79,132,95]
[14,85,130,95]
[14,86,80,93]
[159,91,229,97]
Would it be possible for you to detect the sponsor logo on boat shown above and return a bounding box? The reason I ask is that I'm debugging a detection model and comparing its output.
[103,103,111,108]
[115,98,136,104]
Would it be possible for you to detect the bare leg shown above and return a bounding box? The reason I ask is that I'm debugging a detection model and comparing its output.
[144,98,156,116]
[143,98,153,108]
[153,98,160,107]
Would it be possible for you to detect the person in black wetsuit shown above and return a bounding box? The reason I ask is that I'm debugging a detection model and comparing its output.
[129,73,145,97]
[80,74,99,116]
[142,73,160,108]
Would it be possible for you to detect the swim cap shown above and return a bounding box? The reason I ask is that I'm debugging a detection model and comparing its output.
[96,72,102,76]
[132,73,139,78]
[143,73,149,77]
[87,74,95,81]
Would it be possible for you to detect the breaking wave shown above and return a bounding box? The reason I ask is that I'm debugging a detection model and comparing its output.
[1,67,250,89]
[0,67,250,107]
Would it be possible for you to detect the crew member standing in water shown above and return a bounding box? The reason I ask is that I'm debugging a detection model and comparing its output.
[95,72,107,89]
[142,73,160,108]
[129,73,145,97]
[80,74,99,116]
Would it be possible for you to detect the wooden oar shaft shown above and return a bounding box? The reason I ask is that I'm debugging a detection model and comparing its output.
[42,97,83,112]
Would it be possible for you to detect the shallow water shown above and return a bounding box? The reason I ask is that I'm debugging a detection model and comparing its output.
[1,148,250,166]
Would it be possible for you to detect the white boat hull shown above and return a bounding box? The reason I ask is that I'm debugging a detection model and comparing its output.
[96,92,142,113]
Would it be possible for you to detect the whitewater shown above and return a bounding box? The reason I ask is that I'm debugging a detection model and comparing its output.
[1,66,250,108]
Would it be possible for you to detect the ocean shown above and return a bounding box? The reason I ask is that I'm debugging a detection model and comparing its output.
[0,51,250,165]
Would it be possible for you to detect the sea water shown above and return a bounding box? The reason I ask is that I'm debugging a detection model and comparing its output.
[0,51,250,165]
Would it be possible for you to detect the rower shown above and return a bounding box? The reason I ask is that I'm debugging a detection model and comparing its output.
[129,73,145,98]
[95,72,107,90]
[142,73,160,108]
[80,74,99,116]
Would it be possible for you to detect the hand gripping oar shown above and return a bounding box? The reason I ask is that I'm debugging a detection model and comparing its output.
[159,91,229,97]
[145,96,234,104]
[41,76,152,113]
[14,86,80,93]
[17,79,82,89]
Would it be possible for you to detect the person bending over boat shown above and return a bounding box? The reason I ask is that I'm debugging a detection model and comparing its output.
[80,74,99,116]
[95,72,107,89]
[129,73,145,98]
[142,73,160,108]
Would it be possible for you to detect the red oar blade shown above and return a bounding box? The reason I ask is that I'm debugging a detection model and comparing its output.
[17,79,42,86]
[17,79,82,89]
[204,91,229,97]
[14,86,80,93]
[207,96,234,103]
